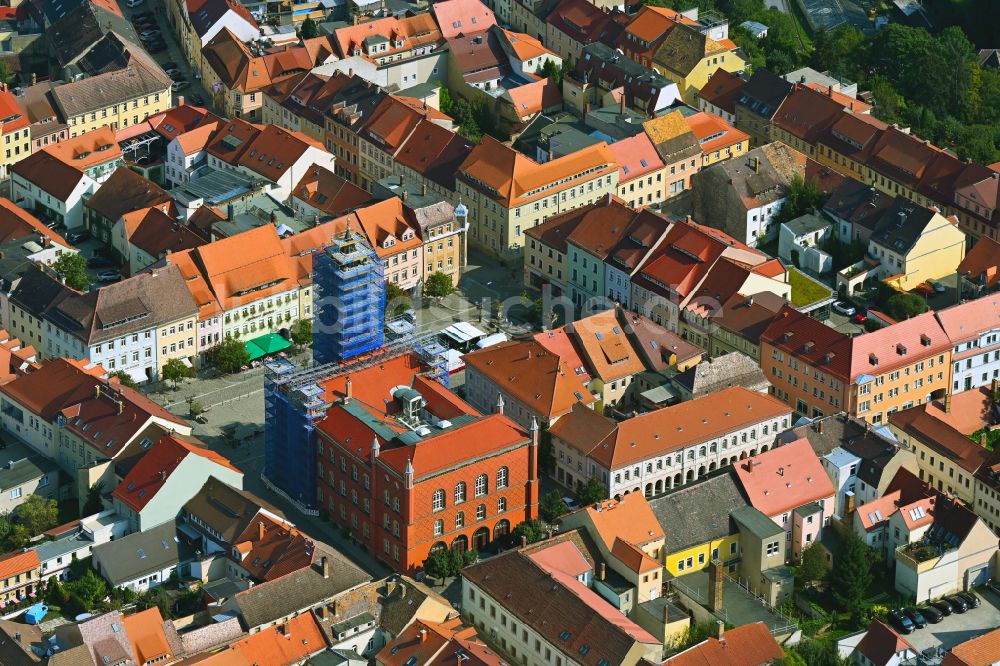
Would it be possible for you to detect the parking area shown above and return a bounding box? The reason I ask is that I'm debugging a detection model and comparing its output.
[904,588,1000,654]
[827,311,865,335]
[122,2,210,109]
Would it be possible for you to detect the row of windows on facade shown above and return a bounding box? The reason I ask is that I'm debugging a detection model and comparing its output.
[467,586,613,666]
[433,499,508,535]
[432,470,509,511]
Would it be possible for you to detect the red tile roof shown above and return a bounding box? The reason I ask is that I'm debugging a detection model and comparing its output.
[609,133,664,183]
[122,608,174,666]
[662,621,783,666]
[463,339,595,419]
[734,437,835,517]
[0,550,39,580]
[0,88,29,135]
[112,433,240,512]
[431,0,496,39]
[942,627,1000,666]
[856,620,915,666]
[0,358,186,457]
[697,68,746,115]
[231,612,325,665]
[506,78,562,120]
[957,236,1000,288]
[0,197,69,245]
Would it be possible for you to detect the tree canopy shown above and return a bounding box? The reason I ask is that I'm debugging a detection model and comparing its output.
[206,336,250,373]
[424,271,456,298]
[53,253,90,291]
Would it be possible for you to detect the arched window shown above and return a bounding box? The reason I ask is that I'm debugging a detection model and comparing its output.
[432,489,445,512]
[498,497,507,513]
[455,511,465,529]
[433,519,443,536]
[454,481,467,504]
[475,474,488,497]
[496,467,509,489]
[476,503,486,521]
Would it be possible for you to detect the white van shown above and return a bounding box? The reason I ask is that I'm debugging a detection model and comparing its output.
[474,332,508,349]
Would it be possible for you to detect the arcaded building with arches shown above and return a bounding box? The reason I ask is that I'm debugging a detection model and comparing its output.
[549,386,792,500]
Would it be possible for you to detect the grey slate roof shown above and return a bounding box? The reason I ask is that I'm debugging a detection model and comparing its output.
[672,351,769,398]
[648,471,749,553]
[40,264,199,346]
[0,440,57,493]
[234,551,370,629]
[868,198,936,257]
[50,41,171,117]
[92,522,187,586]
[731,505,783,539]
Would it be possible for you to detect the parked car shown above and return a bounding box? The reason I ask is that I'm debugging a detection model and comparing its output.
[914,282,936,297]
[139,29,160,38]
[66,231,89,244]
[887,609,914,634]
[832,301,856,316]
[931,599,953,616]
[946,595,969,613]
[902,608,926,629]
[929,279,946,293]
[957,591,981,608]
[97,270,122,282]
[853,313,866,323]
[919,605,943,623]
[167,71,185,81]
[171,80,190,92]
[146,41,167,53]
[189,94,204,106]
[562,497,580,512]
[160,60,178,70]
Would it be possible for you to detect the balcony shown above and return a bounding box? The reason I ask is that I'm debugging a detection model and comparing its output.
[896,540,954,574]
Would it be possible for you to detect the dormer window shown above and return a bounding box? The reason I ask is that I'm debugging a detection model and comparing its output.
[383,238,395,248]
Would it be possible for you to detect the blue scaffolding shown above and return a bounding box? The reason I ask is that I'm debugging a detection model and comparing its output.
[312,230,385,366]
[262,334,451,511]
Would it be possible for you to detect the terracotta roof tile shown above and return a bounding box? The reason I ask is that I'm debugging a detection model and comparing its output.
[734,437,835,517]
[463,339,595,418]
[856,620,916,666]
[942,627,1000,666]
[662,621,783,666]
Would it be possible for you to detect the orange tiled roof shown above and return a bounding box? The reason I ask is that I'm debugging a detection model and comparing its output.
[608,133,663,183]
[332,13,443,62]
[0,550,39,579]
[943,627,1000,666]
[506,78,562,120]
[44,125,122,170]
[463,339,595,418]
[232,612,325,665]
[684,110,749,155]
[734,437,835,517]
[458,135,616,208]
[122,608,174,666]
[572,493,663,549]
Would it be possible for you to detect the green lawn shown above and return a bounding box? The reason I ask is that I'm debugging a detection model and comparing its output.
[788,268,833,308]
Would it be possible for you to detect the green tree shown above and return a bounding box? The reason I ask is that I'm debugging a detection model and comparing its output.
[0,61,14,87]
[883,292,928,321]
[45,577,66,606]
[773,174,827,228]
[82,482,105,516]
[206,336,251,373]
[423,548,453,580]
[575,478,606,507]
[512,519,546,544]
[449,547,477,574]
[108,370,139,390]
[424,271,456,299]
[797,542,827,584]
[290,319,312,346]
[784,639,845,666]
[15,494,58,536]
[385,282,412,317]
[540,58,562,86]
[299,17,319,39]
[829,531,874,622]
[161,358,190,387]
[53,253,90,291]
[668,622,718,652]
[66,569,107,612]
[539,491,569,523]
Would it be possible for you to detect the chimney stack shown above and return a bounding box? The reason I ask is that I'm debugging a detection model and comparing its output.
[31,72,36,86]
[402,190,408,202]
[321,556,329,579]
[945,393,952,413]
[716,620,725,639]
[419,628,428,643]
[599,562,606,581]
[620,95,626,114]
[259,521,265,541]
[845,492,856,515]
[344,376,352,403]
[178,95,185,106]
[817,420,824,434]
[521,535,527,548]
[707,560,724,611]
[496,393,504,416]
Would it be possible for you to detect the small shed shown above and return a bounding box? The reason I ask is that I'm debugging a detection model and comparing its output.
[24,604,47,625]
